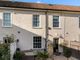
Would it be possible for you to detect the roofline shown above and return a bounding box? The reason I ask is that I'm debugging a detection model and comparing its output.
[1,6,80,15]
[0,1,80,12]
[4,6,80,12]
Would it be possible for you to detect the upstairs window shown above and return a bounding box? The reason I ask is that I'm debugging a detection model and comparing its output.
[53,16,59,27]
[33,15,40,27]
[3,13,11,27]
[33,36,42,48]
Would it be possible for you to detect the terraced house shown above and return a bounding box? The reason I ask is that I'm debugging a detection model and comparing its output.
[0,0,80,60]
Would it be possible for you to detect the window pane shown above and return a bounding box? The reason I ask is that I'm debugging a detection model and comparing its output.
[3,22,11,26]
[53,19,58,22]
[33,36,42,48]
[33,15,39,27]
[3,13,11,27]
[53,16,59,19]
[53,22,59,27]
[53,16,59,27]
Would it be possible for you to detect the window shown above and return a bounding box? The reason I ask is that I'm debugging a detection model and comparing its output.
[33,15,39,27]
[79,17,80,28]
[53,16,59,27]
[33,36,42,48]
[3,13,11,27]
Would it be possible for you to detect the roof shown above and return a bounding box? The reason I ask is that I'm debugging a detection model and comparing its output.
[0,1,80,12]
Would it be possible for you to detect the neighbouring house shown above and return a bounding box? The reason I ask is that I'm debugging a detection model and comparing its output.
[0,0,80,60]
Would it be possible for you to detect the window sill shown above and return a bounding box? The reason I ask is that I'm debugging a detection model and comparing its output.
[33,27,42,29]
[2,26,12,28]
[53,27,62,29]
[33,48,44,50]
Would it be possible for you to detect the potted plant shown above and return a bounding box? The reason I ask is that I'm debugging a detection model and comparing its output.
[36,51,49,60]
[63,46,72,60]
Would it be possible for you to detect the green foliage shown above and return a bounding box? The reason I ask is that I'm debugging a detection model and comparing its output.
[63,46,72,58]
[5,34,14,43]
[0,43,10,60]
[36,51,49,60]
[0,34,15,60]
[13,49,25,60]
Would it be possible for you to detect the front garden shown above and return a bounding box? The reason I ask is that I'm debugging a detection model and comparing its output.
[0,35,73,60]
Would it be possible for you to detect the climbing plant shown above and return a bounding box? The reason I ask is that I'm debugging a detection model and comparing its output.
[0,34,14,60]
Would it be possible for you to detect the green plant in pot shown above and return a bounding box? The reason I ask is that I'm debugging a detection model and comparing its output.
[63,46,72,60]
[36,51,49,60]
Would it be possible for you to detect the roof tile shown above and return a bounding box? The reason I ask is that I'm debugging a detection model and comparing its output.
[0,1,80,12]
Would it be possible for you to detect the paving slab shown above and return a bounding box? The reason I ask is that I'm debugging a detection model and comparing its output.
[48,55,79,60]
[53,55,66,60]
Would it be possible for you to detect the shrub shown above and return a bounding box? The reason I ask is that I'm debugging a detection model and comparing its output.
[4,35,14,44]
[36,51,49,60]
[13,48,25,60]
[63,46,72,60]
[0,43,10,60]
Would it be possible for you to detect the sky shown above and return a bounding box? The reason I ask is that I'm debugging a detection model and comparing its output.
[15,0,80,6]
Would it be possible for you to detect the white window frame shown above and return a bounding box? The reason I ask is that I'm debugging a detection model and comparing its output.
[53,16,60,28]
[33,36,42,49]
[32,14,41,28]
[2,11,12,27]
[52,15,61,29]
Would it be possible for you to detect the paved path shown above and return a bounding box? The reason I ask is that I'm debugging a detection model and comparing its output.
[47,55,66,60]
[48,55,79,60]
[53,55,66,60]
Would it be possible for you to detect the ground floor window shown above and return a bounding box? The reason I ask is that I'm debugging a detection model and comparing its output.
[33,36,42,48]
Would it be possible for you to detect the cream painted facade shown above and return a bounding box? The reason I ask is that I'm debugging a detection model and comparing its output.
[48,13,80,53]
[0,9,46,51]
[0,7,80,55]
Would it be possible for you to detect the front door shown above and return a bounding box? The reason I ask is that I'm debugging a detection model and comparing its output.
[53,38,59,53]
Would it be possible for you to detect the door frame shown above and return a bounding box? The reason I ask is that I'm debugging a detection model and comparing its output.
[53,38,59,53]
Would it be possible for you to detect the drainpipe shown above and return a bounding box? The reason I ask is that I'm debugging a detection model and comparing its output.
[45,11,48,52]
[64,17,66,42]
